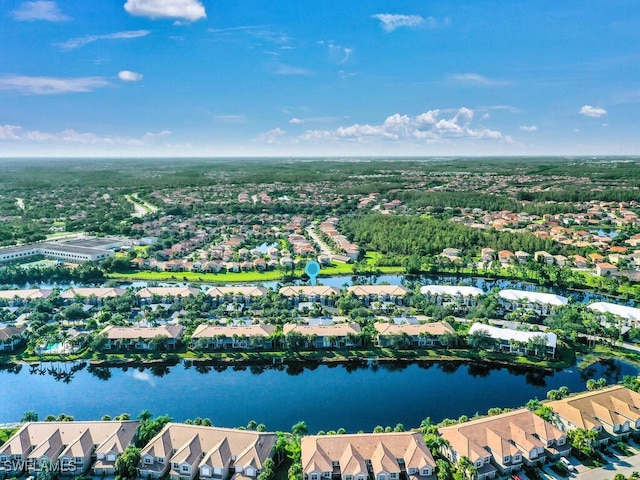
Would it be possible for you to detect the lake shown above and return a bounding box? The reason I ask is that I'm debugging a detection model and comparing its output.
[0,358,636,433]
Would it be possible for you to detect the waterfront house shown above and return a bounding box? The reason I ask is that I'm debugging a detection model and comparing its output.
[439,409,570,479]
[60,287,126,305]
[588,301,640,328]
[101,325,184,351]
[279,286,341,307]
[283,323,361,348]
[346,285,409,307]
[547,386,640,444]
[136,287,201,305]
[138,424,277,480]
[497,289,568,316]
[595,262,618,277]
[468,323,556,357]
[0,289,53,305]
[191,324,275,349]
[301,432,437,480]
[373,321,455,347]
[419,285,483,311]
[206,286,268,307]
[0,421,138,477]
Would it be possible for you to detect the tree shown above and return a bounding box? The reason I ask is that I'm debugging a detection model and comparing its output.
[21,410,38,422]
[467,329,494,351]
[115,446,141,479]
[36,461,57,480]
[567,428,598,456]
[291,421,308,437]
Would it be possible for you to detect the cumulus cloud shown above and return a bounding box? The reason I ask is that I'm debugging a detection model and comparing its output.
[118,70,144,82]
[58,30,150,50]
[0,124,171,145]
[519,125,538,132]
[297,108,507,144]
[580,105,608,118]
[289,118,305,124]
[372,14,425,32]
[254,128,286,144]
[0,75,110,95]
[124,0,206,22]
[450,73,510,87]
[11,1,69,21]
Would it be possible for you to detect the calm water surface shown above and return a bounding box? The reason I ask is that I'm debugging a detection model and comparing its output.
[0,359,636,432]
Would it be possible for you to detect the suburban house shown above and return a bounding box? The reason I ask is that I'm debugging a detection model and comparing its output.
[497,250,516,265]
[206,286,268,306]
[595,262,618,277]
[283,323,362,348]
[439,409,570,480]
[0,421,138,477]
[191,324,276,350]
[346,285,409,307]
[0,289,53,305]
[137,424,277,480]
[60,287,127,305]
[420,285,483,311]
[301,432,437,480]
[547,386,640,444]
[279,286,341,307]
[588,301,640,328]
[101,325,185,350]
[480,248,496,262]
[468,323,557,357]
[135,287,202,305]
[497,290,568,316]
[373,321,455,347]
[0,325,27,352]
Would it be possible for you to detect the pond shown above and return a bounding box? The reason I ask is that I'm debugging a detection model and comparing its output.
[0,358,636,433]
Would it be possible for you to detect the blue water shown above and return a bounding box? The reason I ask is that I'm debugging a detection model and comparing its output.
[0,359,636,433]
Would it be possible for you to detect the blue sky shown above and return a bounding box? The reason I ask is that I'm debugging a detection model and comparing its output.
[1,0,639,157]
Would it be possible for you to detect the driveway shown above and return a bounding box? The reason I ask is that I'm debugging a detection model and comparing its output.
[575,451,640,480]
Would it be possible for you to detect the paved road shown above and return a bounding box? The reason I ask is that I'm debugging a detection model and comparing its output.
[306,226,333,256]
[575,452,640,479]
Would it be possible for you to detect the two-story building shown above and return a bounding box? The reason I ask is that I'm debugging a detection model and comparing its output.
[283,323,361,348]
[439,409,570,479]
[373,321,455,348]
[302,432,437,480]
[191,324,275,350]
[101,325,184,351]
[138,424,277,480]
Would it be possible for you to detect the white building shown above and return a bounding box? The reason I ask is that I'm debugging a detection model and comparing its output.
[588,302,640,328]
[498,289,568,315]
[469,323,557,356]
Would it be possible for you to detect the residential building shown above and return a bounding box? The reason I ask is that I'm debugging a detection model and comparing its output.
[283,323,361,348]
[101,325,184,350]
[595,262,618,277]
[191,324,275,349]
[0,325,27,351]
[279,286,341,307]
[206,286,268,306]
[588,301,640,328]
[468,323,557,357]
[136,287,202,304]
[60,287,126,305]
[547,386,640,444]
[301,432,437,480]
[420,285,483,311]
[373,321,455,347]
[0,289,53,304]
[497,289,568,316]
[347,285,409,307]
[0,421,138,477]
[439,409,570,480]
[138,424,277,480]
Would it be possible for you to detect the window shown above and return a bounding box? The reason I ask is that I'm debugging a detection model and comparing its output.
[558,438,565,446]
[332,461,340,467]
[202,467,211,476]
[513,454,520,462]
[182,465,190,473]
[157,458,164,464]
[357,475,365,480]
[408,468,417,475]
[144,457,153,464]
[311,474,319,480]
[107,454,116,462]
[0,456,7,463]
[503,456,510,463]
[324,473,331,478]
[74,457,83,464]
[420,469,430,476]
[475,461,483,468]
[173,463,179,469]
[379,474,386,480]
[345,476,353,480]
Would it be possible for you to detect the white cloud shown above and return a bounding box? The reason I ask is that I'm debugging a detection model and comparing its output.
[372,14,425,32]
[519,125,538,132]
[580,105,608,118]
[297,107,506,144]
[118,70,144,82]
[289,118,305,124]
[58,30,150,50]
[254,128,285,144]
[328,43,352,64]
[124,0,206,22]
[0,75,110,95]
[11,1,69,21]
[0,124,171,146]
[273,64,312,76]
[449,73,510,87]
